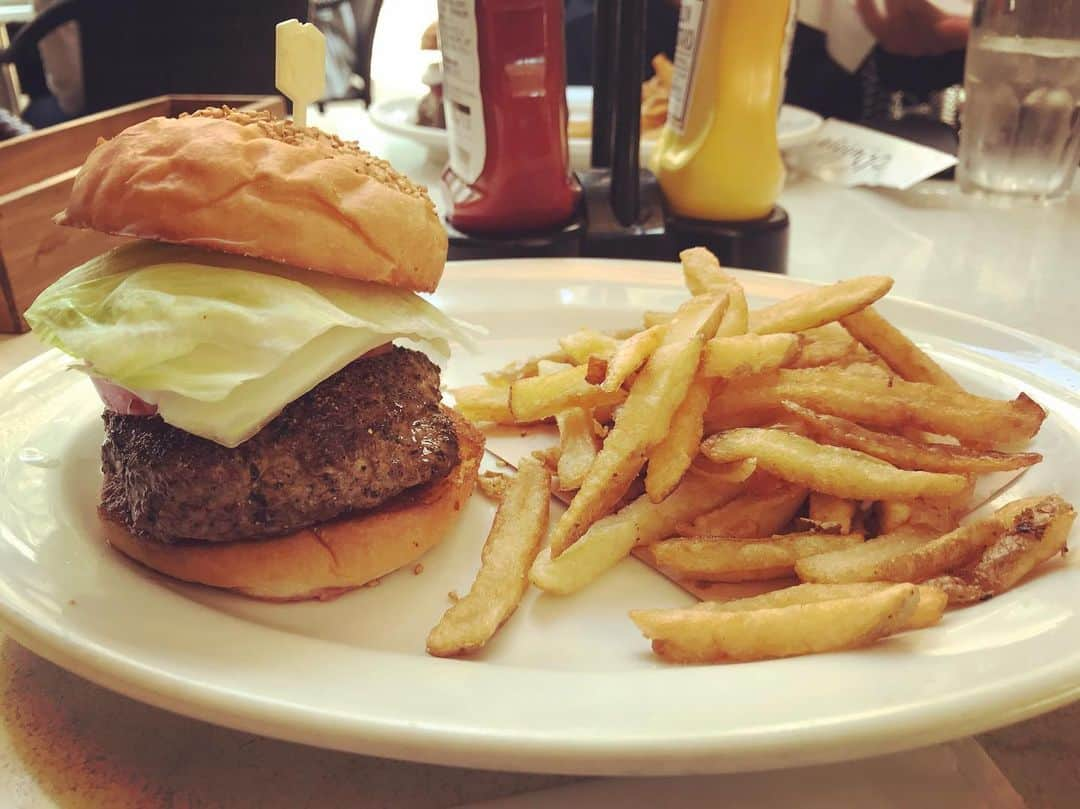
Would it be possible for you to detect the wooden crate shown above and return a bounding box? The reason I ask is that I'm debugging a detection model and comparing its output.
[0,94,284,333]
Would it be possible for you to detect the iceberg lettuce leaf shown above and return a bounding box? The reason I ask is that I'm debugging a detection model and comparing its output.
[26,241,476,446]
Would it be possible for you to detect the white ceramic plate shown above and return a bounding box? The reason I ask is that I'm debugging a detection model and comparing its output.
[1,261,1078,776]
[369,90,823,170]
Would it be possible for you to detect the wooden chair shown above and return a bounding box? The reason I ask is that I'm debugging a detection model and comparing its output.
[0,0,308,117]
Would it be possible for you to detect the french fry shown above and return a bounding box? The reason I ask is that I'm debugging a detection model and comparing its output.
[509,364,626,423]
[876,500,914,534]
[643,310,674,328]
[695,581,947,630]
[652,52,674,84]
[872,495,1066,584]
[529,471,746,594]
[530,445,560,470]
[809,493,857,534]
[640,93,667,131]
[702,333,799,378]
[799,322,853,343]
[646,532,865,582]
[585,355,608,385]
[567,119,591,139]
[482,349,572,386]
[592,401,620,426]
[795,527,939,583]
[688,456,758,484]
[701,428,970,500]
[427,457,551,657]
[749,276,893,335]
[704,367,1046,444]
[600,325,665,392]
[555,407,600,490]
[841,306,962,390]
[538,347,594,488]
[680,247,739,295]
[876,487,973,535]
[905,489,971,534]
[842,360,893,378]
[680,248,749,337]
[781,402,1042,474]
[548,294,728,556]
[683,477,808,537]
[790,323,879,370]
[645,376,714,502]
[535,359,572,376]
[967,497,1074,589]
[630,583,919,663]
[546,344,698,553]
[788,337,862,369]
[558,329,620,365]
[451,384,515,425]
[924,495,1075,603]
[477,471,512,501]
[716,285,750,337]
[919,575,988,605]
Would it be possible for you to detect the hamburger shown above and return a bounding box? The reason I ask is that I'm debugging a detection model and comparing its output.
[25,106,483,601]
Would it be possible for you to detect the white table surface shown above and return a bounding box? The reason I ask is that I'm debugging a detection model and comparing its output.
[0,103,1078,807]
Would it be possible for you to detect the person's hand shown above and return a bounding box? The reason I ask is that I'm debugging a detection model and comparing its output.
[855,0,971,56]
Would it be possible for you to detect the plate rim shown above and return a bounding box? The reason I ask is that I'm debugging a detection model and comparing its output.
[1,259,1078,776]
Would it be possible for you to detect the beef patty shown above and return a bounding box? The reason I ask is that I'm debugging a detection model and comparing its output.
[100,347,460,543]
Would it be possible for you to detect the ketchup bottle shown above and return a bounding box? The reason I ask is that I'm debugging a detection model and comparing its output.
[438,0,580,235]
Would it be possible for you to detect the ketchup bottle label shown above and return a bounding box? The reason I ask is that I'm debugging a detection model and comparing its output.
[438,0,486,184]
[667,0,707,136]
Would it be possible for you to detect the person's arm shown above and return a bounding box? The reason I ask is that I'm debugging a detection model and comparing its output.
[855,0,970,56]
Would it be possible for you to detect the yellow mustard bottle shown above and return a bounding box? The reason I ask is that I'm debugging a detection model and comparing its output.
[652,0,794,222]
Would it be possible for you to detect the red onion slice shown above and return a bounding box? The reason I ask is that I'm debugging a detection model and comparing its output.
[91,378,158,416]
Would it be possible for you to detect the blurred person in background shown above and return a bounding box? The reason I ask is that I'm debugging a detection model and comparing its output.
[564,0,678,86]
[791,0,971,121]
[564,0,971,124]
[22,0,84,127]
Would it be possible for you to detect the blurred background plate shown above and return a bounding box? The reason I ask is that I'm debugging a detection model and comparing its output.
[368,88,823,170]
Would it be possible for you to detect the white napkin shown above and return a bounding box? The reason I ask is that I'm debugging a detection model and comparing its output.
[457,739,1023,809]
[788,119,958,189]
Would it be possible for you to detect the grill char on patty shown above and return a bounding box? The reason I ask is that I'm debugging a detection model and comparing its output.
[100,347,459,543]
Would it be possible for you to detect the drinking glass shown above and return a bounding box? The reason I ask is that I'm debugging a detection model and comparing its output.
[957,0,1080,201]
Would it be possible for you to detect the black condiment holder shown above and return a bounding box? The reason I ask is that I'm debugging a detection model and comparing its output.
[444,217,583,260]
[447,0,789,274]
[578,0,669,260]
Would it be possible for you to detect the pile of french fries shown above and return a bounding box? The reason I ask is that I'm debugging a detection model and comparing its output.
[439,248,1075,663]
[567,54,672,141]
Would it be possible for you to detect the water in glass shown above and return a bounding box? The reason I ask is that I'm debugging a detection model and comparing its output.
[958,34,1080,200]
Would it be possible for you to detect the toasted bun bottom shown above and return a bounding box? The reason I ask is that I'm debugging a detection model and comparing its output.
[100,410,484,601]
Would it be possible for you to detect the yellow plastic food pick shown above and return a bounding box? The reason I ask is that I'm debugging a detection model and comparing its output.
[275,18,326,129]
